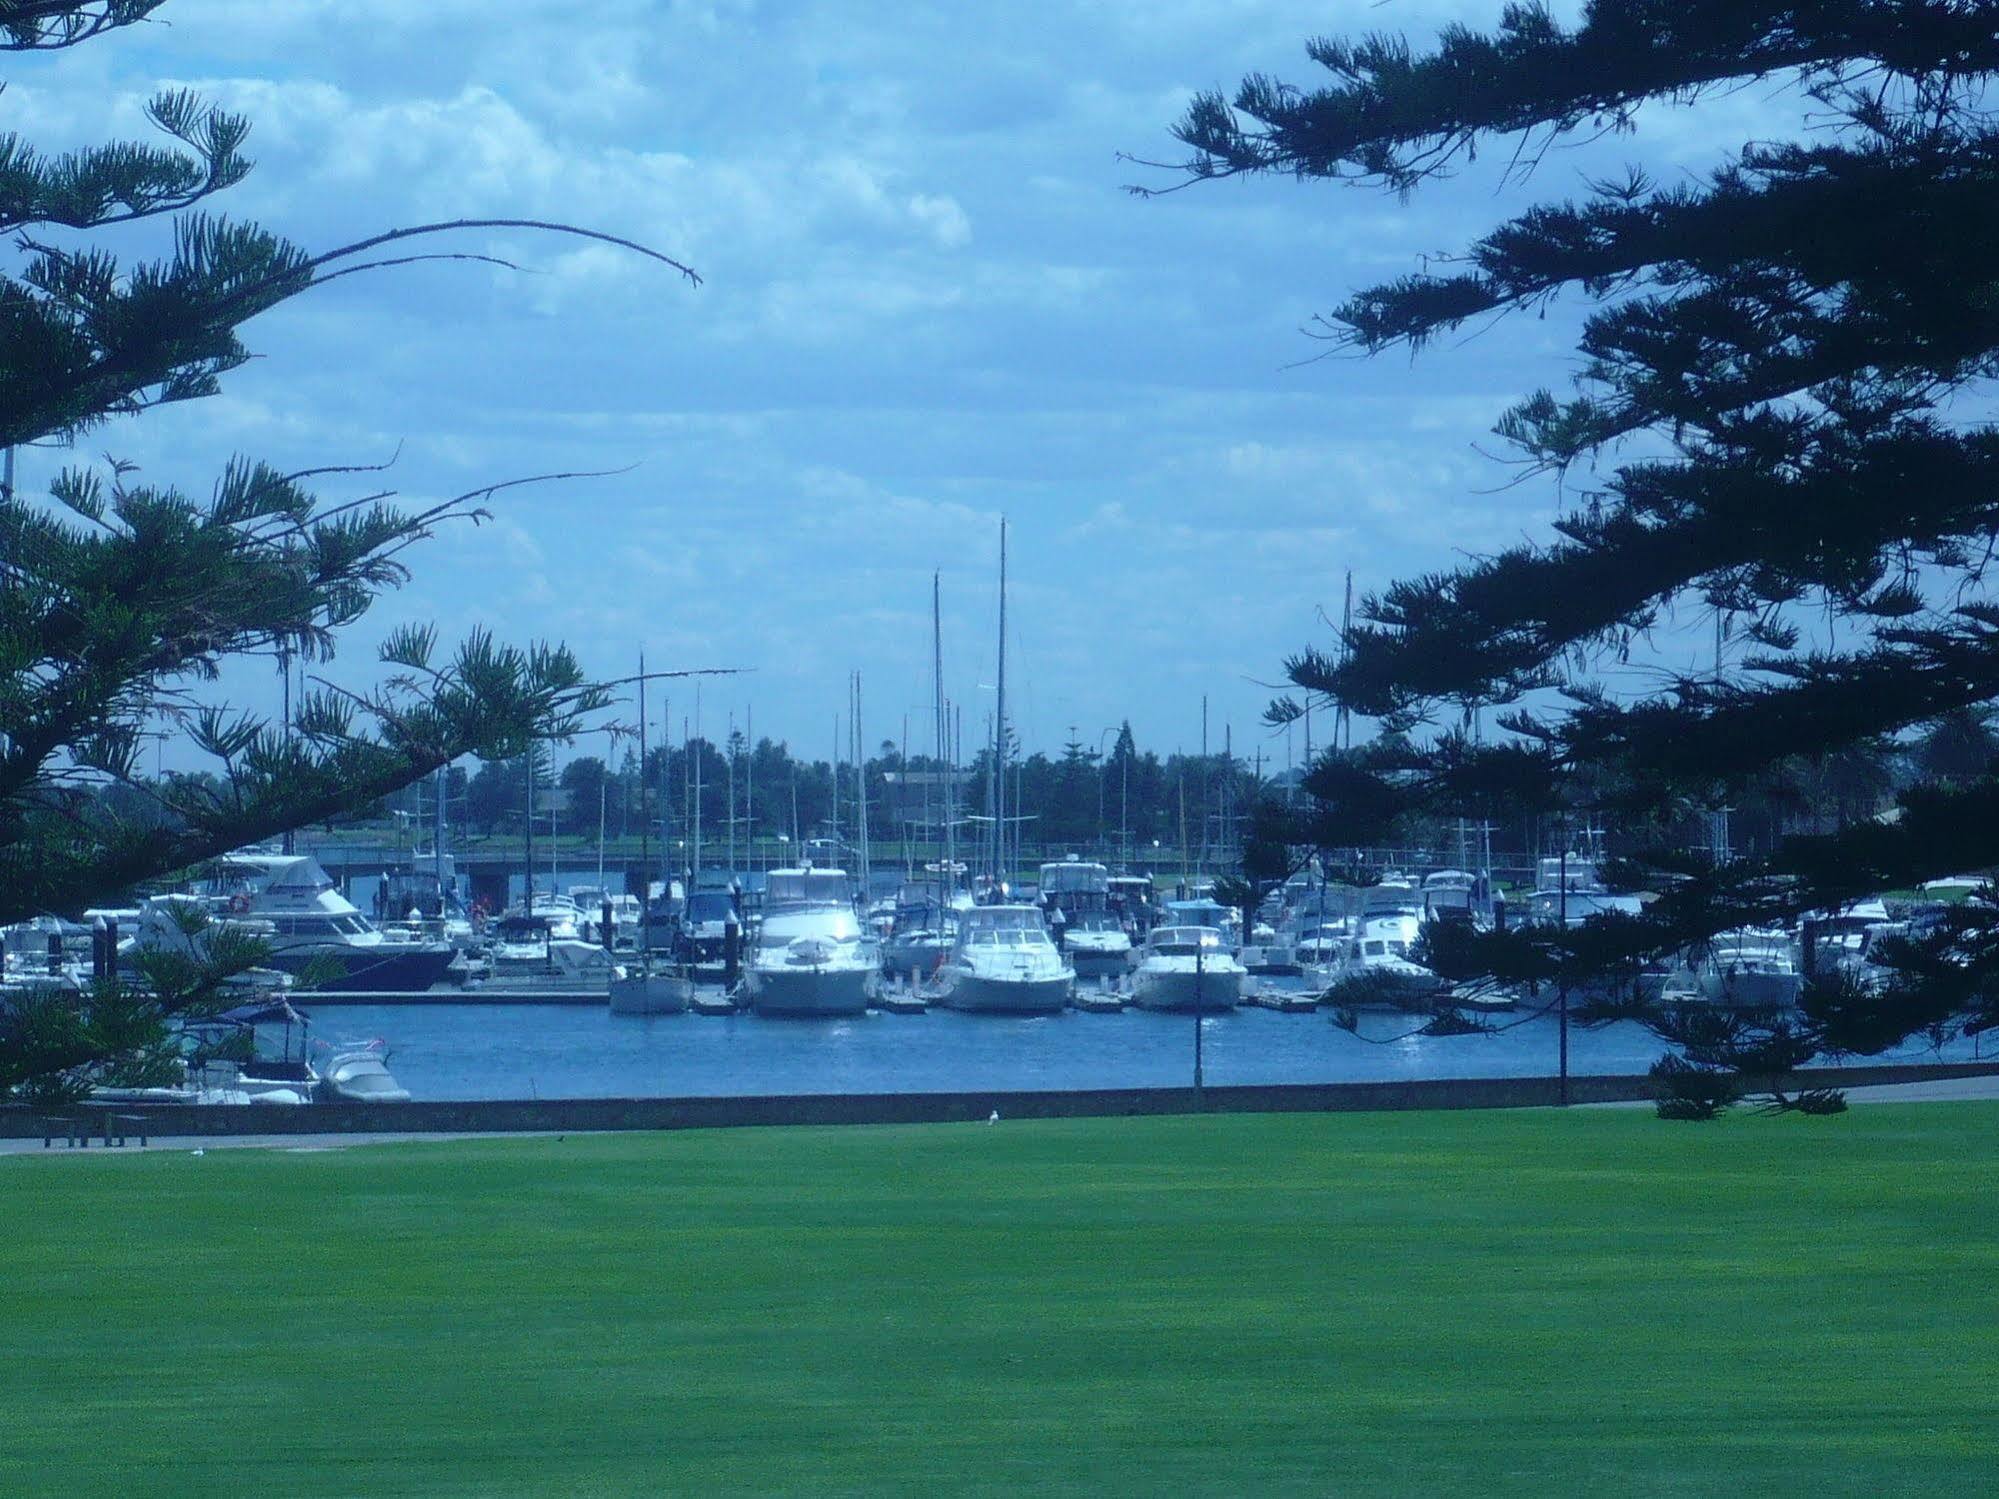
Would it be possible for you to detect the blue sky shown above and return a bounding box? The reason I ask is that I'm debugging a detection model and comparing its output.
[12,1,1788,769]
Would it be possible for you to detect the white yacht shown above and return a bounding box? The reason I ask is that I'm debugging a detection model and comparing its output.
[1129,925,1243,1012]
[1059,909,1134,978]
[1038,859,1128,977]
[316,1039,412,1104]
[935,904,1072,1013]
[568,887,643,945]
[1420,869,1481,923]
[1290,919,1350,971]
[134,853,455,994]
[744,867,877,1017]
[1325,921,1447,1002]
[522,891,585,941]
[488,915,553,975]
[1162,898,1238,947]
[1696,929,1804,1009]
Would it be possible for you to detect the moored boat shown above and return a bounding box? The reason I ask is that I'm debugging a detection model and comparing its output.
[935,904,1072,1013]
[744,867,877,1017]
[1129,925,1242,1012]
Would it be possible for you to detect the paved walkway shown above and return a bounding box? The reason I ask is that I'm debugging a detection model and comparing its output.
[5,1075,1995,1156]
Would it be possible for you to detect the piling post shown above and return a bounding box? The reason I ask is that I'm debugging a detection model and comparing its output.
[723,910,741,988]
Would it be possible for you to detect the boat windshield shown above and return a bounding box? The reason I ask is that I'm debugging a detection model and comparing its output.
[1149,926,1224,956]
[758,908,863,947]
[1040,862,1109,895]
[765,870,851,906]
[959,908,1050,946]
[684,892,734,924]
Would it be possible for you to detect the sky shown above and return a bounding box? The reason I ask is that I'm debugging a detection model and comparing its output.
[9,1,1794,770]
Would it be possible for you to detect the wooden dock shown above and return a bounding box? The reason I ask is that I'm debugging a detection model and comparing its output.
[1244,988,1321,1012]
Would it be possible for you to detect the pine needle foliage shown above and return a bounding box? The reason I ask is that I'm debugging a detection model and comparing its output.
[0,5,694,1094]
[1162,1,1999,1073]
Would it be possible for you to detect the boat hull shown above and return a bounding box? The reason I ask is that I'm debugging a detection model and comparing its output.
[747,965,875,1016]
[1700,968,1803,1010]
[882,937,950,979]
[936,970,1072,1013]
[608,971,694,1015]
[269,946,456,994]
[1131,966,1241,1012]
[1064,943,1132,979]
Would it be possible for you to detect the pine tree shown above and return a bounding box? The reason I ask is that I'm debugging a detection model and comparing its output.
[0,4,695,1097]
[1159,1,1999,1096]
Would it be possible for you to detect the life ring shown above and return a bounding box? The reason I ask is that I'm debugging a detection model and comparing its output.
[228,893,252,915]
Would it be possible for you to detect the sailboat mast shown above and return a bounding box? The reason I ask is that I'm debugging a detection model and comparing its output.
[934,571,955,889]
[638,652,650,946]
[692,683,703,877]
[855,670,870,891]
[995,517,1008,891]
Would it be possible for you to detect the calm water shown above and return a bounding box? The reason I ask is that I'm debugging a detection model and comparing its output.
[308,998,1984,1101]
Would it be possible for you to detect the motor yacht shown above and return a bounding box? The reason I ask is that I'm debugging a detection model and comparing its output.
[935,904,1072,1013]
[316,1038,412,1104]
[1691,929,1804,1009]
[488,915,556,975]
[1058,908,1133,979]
[1420,869,1481,924]
[133,853,455,994]
[744,867,877,1016]
[677,887,740,965]
[1322,916,1447,1006]
[1129,925,1243,1012]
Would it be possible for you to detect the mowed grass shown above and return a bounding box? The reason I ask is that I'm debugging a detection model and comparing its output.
[3,1107,1996,1498]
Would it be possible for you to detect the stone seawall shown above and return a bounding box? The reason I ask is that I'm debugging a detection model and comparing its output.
[6,1060,1998,1139]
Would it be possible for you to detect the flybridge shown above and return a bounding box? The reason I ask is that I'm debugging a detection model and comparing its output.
[1040,858,1109,896]
[764,868,852,907]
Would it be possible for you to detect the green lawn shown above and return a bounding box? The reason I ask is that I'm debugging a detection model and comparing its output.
[3,1107,1995,1497]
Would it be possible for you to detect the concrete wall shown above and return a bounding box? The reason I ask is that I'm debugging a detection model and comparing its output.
[7,1060,1998,1140]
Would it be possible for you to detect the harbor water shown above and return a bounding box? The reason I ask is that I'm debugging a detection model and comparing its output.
[306,1000,1984,1102]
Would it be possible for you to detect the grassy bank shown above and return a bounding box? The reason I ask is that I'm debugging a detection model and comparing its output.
[3,1107,1994,1495]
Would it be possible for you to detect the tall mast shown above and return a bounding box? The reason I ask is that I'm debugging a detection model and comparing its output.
[855,669,871,890]
[692,683,703,876]
[995,516,1008,890]
[934,571,955,889]
[638,651,650,947]
[1337,568,1354,752]
[433,762,445,894]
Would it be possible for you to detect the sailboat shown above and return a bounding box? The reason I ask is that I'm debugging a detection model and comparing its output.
[610,650,693,1015]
